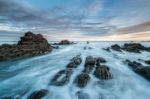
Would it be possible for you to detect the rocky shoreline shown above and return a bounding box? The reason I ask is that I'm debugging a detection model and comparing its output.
[0,40,150,99]
[0,31,53,61]
[111,43,150,53]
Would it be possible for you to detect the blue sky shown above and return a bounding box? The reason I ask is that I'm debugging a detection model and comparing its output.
[0,0,150,41]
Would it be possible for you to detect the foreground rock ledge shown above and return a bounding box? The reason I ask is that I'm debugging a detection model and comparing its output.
[0,31,52,61]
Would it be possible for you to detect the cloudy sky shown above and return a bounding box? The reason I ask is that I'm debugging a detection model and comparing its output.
[0,0,150,41]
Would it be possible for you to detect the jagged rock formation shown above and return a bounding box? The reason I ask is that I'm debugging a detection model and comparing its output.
[74,73,90,88]
[110,43,150,53]
[125,60,150,80]
[111,44,122,52]
[50,55,82,86]
[59,40,72,45]
[0,31,52,61]
[50,69,73,86]
[94,65,112,80]
[53,40,74,45]
[83,56,96,73]
[67,55,82,68]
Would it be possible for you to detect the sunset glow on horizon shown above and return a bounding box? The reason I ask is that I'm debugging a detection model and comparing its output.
[0,0,150,41]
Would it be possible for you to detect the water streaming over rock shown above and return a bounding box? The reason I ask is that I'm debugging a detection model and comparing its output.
[0,42,150,99]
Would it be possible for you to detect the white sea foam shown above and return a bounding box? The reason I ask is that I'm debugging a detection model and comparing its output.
[0,42,150,99]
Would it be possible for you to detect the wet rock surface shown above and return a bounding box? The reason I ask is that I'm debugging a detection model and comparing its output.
[126,60,150,80]
[111,44,122,52]
[53,40,74,45]
[27,89,48,99]
[67,55,82,68]
[50,69,73,86]
[83,56,96,73]
[74,73,90,88]
[94,65,112,80]
[50,55,82,86]
[110,43,150,53]
[122,43,149,53]
[0,31,52,61]
[59,40,72,45]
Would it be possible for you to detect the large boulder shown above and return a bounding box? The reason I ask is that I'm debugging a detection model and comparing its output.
[0,31,52,61]
[83,56,96,73]
[74,73,90,88]
[94,65,113,80]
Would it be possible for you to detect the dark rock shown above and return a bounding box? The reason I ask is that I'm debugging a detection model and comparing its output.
[122,43,147,53]
[103,47,110,52]
[85,56,96,66]
[145,60,150,65]
[96,57,106,63]
[126,60,150,80]
[0,31,52,61]
[59,40,72,45]
[83,65,94,74]
[111,44,122,52]
[50,69,72,86]
[83,56,96,73]
[126,60,142,70]
[110,43,150,53]
[74,73,90,88]
[94,65,112,80]
[52,46,59,49]
[67,55,82,68]
[27,89,48,99]
[83,47,87,50]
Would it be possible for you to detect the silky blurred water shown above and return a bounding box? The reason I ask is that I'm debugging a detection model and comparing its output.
[0,42,150,99]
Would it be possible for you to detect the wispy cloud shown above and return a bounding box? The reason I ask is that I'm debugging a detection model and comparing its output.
[0,0,150,41]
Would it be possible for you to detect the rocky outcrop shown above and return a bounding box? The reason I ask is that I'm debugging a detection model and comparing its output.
[67,55,82,68]
[125,60,150,80]
[50,55,82,86]
[110,43,150,53]
[94,65,113,80]
[59,40,72,45]
[52,40,74,45]
[50,69,73,86]
[83,56,96,73]
[27,89,49,99]
[103,48,110,52]
[83,56,107,74]
[122,43,148,53]
[0,31,52,61]
[111,44,122,52]
[74,73,90,88]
